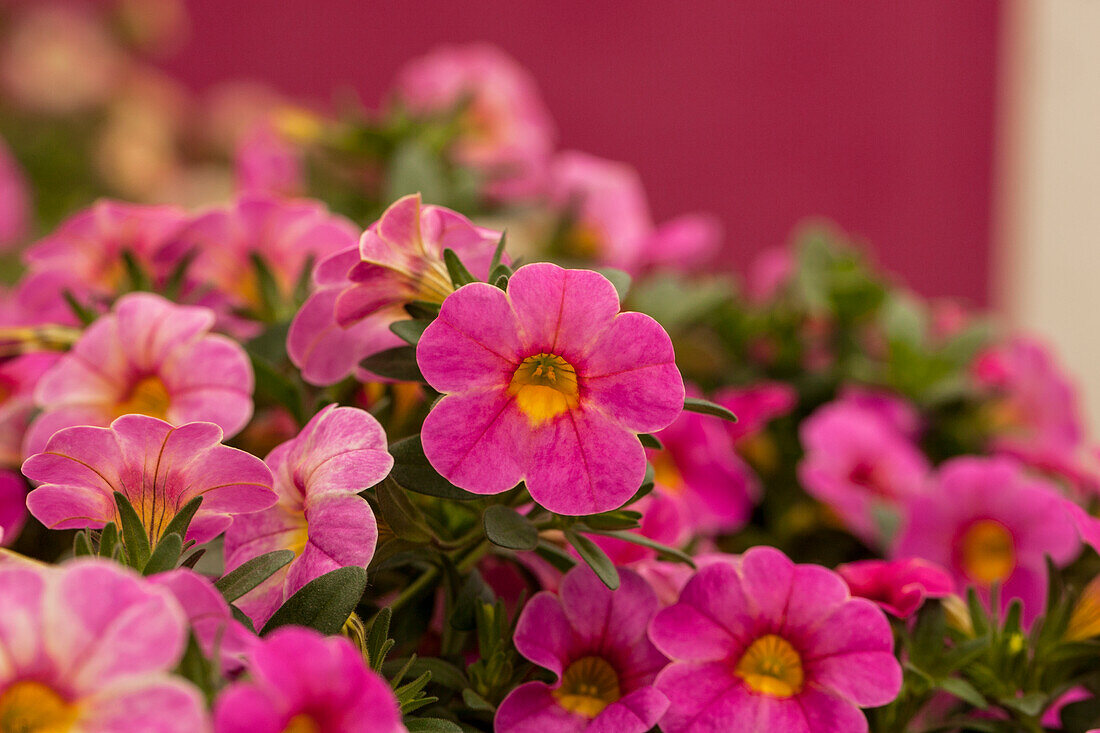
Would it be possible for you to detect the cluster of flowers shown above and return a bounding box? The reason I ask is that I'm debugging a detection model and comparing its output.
[2,7,1100,731]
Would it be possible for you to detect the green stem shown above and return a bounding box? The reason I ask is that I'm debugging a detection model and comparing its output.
[386,565,440,615]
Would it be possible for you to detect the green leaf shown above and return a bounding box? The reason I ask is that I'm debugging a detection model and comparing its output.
[73,531,94,557]
[683,397,738,422]
[61,289,97,326]
[534,540,577,573]
[174,633,214,702]
[98,522,119,558]
[181,548,207,569]
[114,491,150,569]
[482,505,538,551]
[215,550,295,602]
[389,435,479,500]
[579,510,642,531]
[461,688,495,712]
[638,433,663,450]
[489,232,508,273]
[159,496,203,548]
[390,319,431,346]
[249,352,305,424]
[382,656,469,691]
[142,533,183,575]
[443,248,477,287]
[376,478,434,543]
[120,249,152,292]
[565,530,619,590]
[449,569,493,632]
[164,248,198,301]
[360,346,425,382]
[261,566,368,635]
[366,607,393,672]
[594,267,632,301]
[405,300,441,319]
[404,720,463,733]
[583,529,695,567]
[937,677,987,709]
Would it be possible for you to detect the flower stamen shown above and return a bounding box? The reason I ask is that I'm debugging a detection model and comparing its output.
[553,656,620,718]
[509,353,579,425]
[735,634,804,698]
[0,680,79,733]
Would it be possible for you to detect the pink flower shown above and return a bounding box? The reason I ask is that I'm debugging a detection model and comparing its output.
[587,490,686,566]
[0,138,29,249]
[649,400,758,535]
[22,414,275,545]
[650,546,902,733]
[164,194,357,336]
[235,124,304,198]
[715,381,797,445]
[0,469,27,546]
[148,568,259,673]
[223,405,392,629]
[798,397,930,547]
[213,626,405,733]
[835,386,922,440]
[289,193,502,386]
[745,246,794,303]
[0,559,206,732]
[417,262,684,515]
[893,456,1080,622]
[394,43,555,200]
[22,200,190,311]
[549,151,719,274]
[0,352,59,468]
[836,559,954,619]
[25,292,254,456]
[495,566,669,733]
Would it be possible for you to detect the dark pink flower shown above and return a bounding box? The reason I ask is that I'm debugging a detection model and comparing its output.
[836,558,954,618]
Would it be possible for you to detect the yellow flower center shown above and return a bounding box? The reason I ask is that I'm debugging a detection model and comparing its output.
[0,681,79,733]
[651,451,685,494]
[1068,575,1100,641]
[735,634,804,698]
[553,656,621,719]
[561,222,606,259]
[281,714,320,733]
[959,519,1016,586]
[114,375,171,421]
[509,353,579,425]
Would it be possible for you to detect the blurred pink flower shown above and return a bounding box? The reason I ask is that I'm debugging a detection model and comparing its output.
[289,193,502,385]
[0,3,122,114]
[0,559,205,732]
[23,414,275,545]
[25,292,254,456]
[164,193,357,337]
[745,245,794,303]
[0,139,30,249]
[549,151,720,274]
[837,558,954,619]
[235,124,304,198]
[224,405,392,629]
[214,626,405,733]
[495,565,669,733]
[395,43,556,200]
[0,469,27,547]
[417,263,684,515]
[651,546,901,733]
[893,456,1080,623]
[715,381,797,444]
[799,397,930,547]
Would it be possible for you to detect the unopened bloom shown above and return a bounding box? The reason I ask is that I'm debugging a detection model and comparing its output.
[0,559,205,732]
[418,262,684,515]
[224,405,392,628]
[651,546,901,733]
[25,292,254,456]
[22,199,189,311]
[495,566,669,733]
[288,193,502,385]
[23,414,275,544]
[164,193,357,335]
[893,456,1080,623]
[394,44,555,200]
[214,626,405,733]
[837,558,954,619]
[799,396,930,547]
[549,151,719,274]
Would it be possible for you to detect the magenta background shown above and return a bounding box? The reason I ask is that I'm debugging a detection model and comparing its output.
[166,0,1000,304]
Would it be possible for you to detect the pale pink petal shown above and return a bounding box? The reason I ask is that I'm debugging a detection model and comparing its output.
[421,389,526,495]
[494,682,587,733]
[506,263,620,359]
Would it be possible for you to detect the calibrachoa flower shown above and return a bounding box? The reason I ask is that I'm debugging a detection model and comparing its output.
[0,559,206,732]
[650,546,902,733]
[22,414,275,544]
[25,291,255,456]
[224,405,392,628]
[0,352,59,468]
[214,626,405,733]
[798,397,930,547]
[0,138,29,249]
[394,43,555,200]
[549,151,719,275]
[163,193,357,335]
[148,568,259,672]
[495,566,669,733]
[893,456,1080,622]
[417,262,684,515]
[715,381,796,474]
[289,193,502,385]
[21,199,189,310]
[837,558,954,619]
[0,469,27,546]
